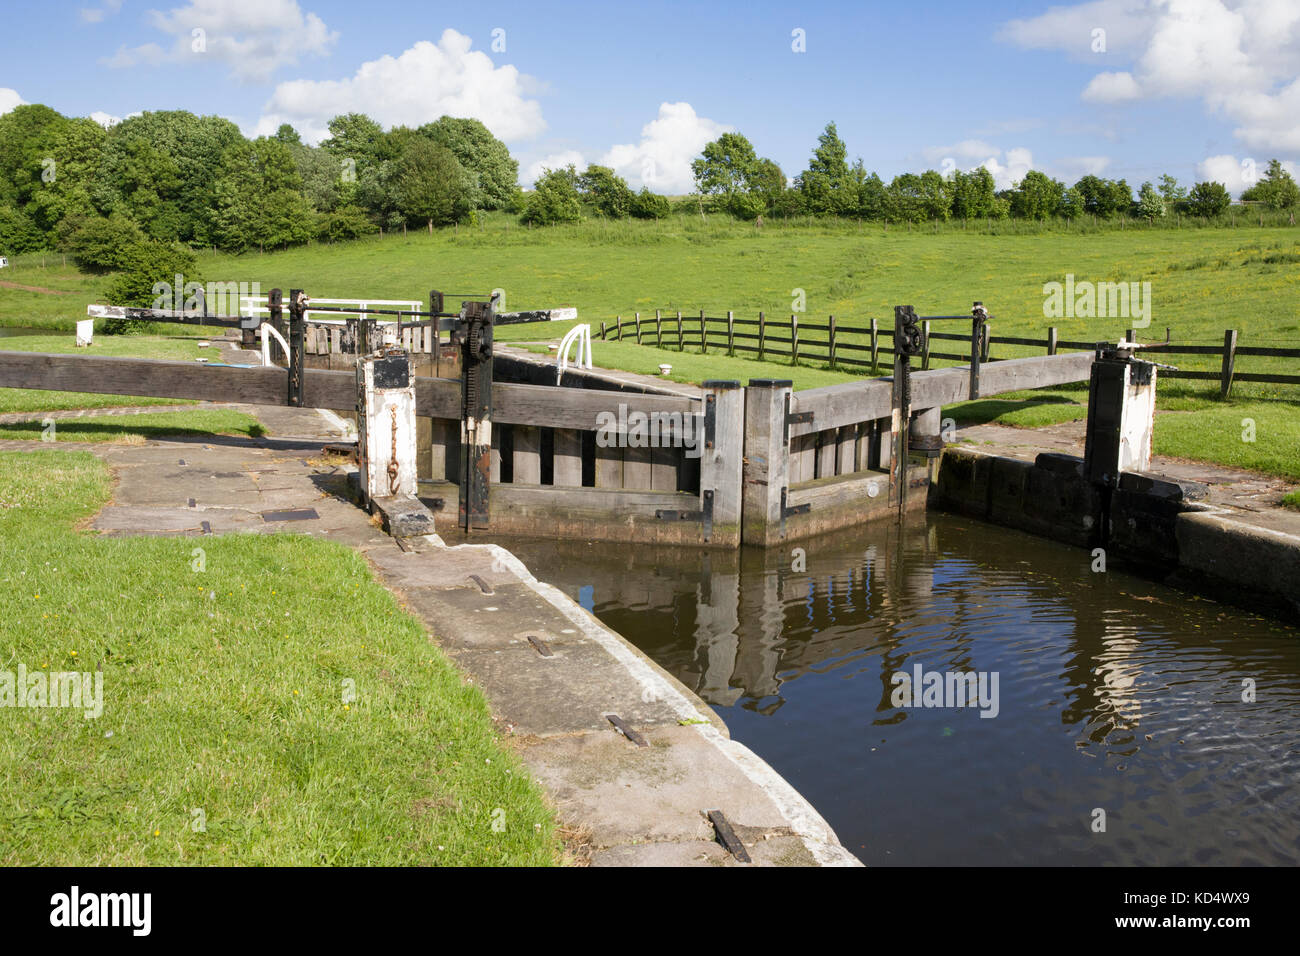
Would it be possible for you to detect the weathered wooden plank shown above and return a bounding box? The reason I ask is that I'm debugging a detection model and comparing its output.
[552,428,583,487]
[623,444,653,490]
[490,426,502,483]
[0,350,360,411]
[594,440,624,489]
[700,383,744,542]
[651,445,677,491]
[836,425,855,476]
[513,425,541,485]
[493,382,695,429]
[816,430,836,479]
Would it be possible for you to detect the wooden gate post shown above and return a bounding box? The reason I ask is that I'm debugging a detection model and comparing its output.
[288,289,306,406]
[741,378,793,546]
[699,380,744,546]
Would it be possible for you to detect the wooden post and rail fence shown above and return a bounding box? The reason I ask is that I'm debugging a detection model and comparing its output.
[598,310,1300,398]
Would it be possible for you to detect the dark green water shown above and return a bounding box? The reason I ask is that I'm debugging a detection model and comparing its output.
[495,514,1300,866]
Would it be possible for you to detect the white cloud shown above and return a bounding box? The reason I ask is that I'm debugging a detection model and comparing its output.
[980,147,1036,190]
[1082,70,1142,101]
[921,139,1002,165]
[79,0,123,24]
[105,0,337,84]
[998,0,1156,60]
[599,102,730,193]
[0,88,24,116]
[254,30,545,145]
[524,151,586,186]
[1055,155,1113,179]
[1002,0,1300,155]
[89,111,122,128]
[1194,153,1298,194]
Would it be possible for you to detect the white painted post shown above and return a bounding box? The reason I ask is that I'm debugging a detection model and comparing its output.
[75,319,94,347]
[356,350,419,506]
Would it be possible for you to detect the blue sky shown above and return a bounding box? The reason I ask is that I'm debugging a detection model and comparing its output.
[1,0,1296,195]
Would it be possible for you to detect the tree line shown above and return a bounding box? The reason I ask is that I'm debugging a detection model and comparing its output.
[684,123,1299,225]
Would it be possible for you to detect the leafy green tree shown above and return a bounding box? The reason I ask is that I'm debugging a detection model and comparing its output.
[577,165,635,217]
[416,117,518,211]
[102,238,201,331]
[692,133,759,199]
[744,158,786,209]
[1060,185,1084,219]
[394,138,475,228]
[885,173,926,223]
[273,123,302,145]
[1136,181,1165,221]
[854,168,888,220]
[520,166,582,225]
[950,167,996,219]
[1242,159,1300,210]
[798,122,854,215]
[1009,170,1063,219]
[1186,181,1231,217]
[1157,174,1186,211]
[57,210,148,271]
[316,205,373,242]
[629,188,670,219]
[321,113,394,168]
[918,169,952,220]
[0,204,42,253]
[212,137,314,251]
[97,111,243,244]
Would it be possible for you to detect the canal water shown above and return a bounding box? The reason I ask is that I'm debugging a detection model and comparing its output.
[491,514,1300,866]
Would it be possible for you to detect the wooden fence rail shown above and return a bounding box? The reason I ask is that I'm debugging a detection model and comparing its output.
[598,313,1300,397]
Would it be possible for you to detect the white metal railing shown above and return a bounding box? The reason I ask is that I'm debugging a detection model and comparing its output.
[557,324,593,383]
[239,296,422,327]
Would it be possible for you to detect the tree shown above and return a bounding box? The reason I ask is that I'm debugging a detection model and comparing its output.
[1186,181,1231,217]
[212,137,315,251]
[1157,173,1186,212]
[744,158,786,209]
[57,210,148,272]
[317,205,373,242]
[692,133,759,199]
[798,122,854,214]
[1010,170,1063,219]
[885,173,926,223]
[854,168,888,220]
[273,123,302,145]
[418,116,519,211]
[394,139,475,228]
[629,188,670,219]
[577,165,634,218]
[951,167,995,219]
[103,238,201,331]
[1136,181,1164,222]
[1060,185,1084,219]
[520,166,582,225]
[918,169,952,220]
[1242,159,1300,210]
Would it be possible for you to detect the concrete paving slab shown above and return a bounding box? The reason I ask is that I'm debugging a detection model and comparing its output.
[396,584,584,650]
[448,641,686,736]
[589,841,730,867]
[518,724,792,848]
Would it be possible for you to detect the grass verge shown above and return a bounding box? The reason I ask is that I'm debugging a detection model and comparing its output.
[0,410,265,444]
[0,449,559,865]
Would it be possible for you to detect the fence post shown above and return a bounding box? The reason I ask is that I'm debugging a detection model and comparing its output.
[615,315,622,341]
[969,302,986,399]
[791,314,800,366]
[922,319,931,370]
[828,314,837,369]
[676,311,684,351]
[870,317,879,373]
[655,309,663,348]
[758,311,766,360]
[600,320,607,340]
[699,310,708,354]
[982,321,991,362]
[1220,329,1238,398]
[727,310,735,356]
[288,289,306,407]
[741,378,793,546]
[634,312,642,344]
[1048,327,1058,356]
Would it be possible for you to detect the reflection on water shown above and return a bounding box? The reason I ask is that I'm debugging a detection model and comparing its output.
[0,328,45,338]
[495,514,1300,866]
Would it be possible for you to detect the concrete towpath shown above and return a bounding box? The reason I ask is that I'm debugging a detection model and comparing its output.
[7,403,860,867]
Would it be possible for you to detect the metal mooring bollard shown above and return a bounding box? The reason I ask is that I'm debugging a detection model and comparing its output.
[356,346,418,507]
[1083,341,1157,486]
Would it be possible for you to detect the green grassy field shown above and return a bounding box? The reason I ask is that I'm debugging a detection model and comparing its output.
[0,450,560,865]
[0,409,263,443]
